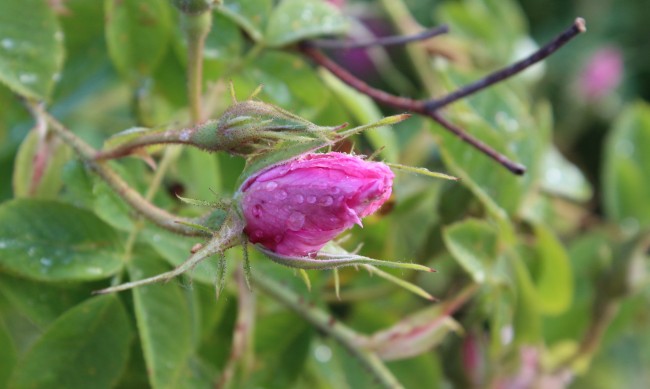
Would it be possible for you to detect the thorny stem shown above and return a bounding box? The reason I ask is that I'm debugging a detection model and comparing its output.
[252,274,405,389]
[310,25,449,49]
[33,105,211,238]
[94,213,241,294]
[301,18,586,175]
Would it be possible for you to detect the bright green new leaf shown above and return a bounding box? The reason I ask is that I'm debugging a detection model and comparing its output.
[0,0,64,100]
[8,295,133,389]
[0,199,123,281]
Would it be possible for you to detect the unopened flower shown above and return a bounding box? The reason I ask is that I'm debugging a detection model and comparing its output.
[239,152,393,256]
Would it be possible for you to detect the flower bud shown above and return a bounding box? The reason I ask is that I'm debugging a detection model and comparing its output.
[239,152,393,256]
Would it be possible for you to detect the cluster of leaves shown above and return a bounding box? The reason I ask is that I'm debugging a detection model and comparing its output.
[0,0,648,388]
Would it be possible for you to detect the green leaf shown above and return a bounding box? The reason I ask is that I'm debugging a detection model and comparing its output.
[509,253,542,343]
[0,318,16,389]
[217,0,272,42]
[105,0,172,80]
[265,0,348,47]
[254,311,313,387]
[443,219,499,284]
[603,102,650,228]
[8,295,133,389]
[435,73,548,219]
[0,0,64,100]
[129,252,210,389]
[13,129,70,199]
[540,146,592,202]
[531,224,573,315]
[0,199,123,281]
[0,274,95,328]
[242,51,333,118]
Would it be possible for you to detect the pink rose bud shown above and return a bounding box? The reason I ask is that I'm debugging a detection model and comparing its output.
[240,152,393,256]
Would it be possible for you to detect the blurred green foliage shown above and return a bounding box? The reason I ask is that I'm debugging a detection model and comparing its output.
[0,0,648,388]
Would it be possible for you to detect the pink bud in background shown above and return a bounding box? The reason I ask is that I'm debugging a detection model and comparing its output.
[240,152,393,257]
[578,47,623,101]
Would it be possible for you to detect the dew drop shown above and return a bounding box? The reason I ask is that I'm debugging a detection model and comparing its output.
[19,73,38,84]
[274,234,283,243]
[307,195,317,204]
[292,194,304,204]
[329,216,339,224]
[253,230,264,238]
[265,181,278,191]
[1,38,14,50]
[179,129,191,142]
[331,187,341,194]
[287,212,306,231]
[320,196,334,206]
[275,190,288,200]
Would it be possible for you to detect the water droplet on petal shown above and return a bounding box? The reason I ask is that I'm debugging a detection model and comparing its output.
[307,195,317,204]
[320,196,334,206]
[265,181,278,191]
[275,190,288,200]
[253,230,264,238]
[292,194,304,204]
[287,212,306,231]
[274,234,283,243]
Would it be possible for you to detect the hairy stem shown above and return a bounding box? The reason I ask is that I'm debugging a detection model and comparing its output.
[252,274,404,389]
[33,105,211,237]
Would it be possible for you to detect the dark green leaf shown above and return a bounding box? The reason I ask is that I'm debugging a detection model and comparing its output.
[8,295,133,389]
[0,274,95,328]
[0,0,64,100]
[265,0,348,47]
[0,199,123,281]
[0,318,16,389]
[105,0,172,80]
[129,252,211,389]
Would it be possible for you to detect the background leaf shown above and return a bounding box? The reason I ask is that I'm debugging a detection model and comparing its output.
[265,0,348,47]
[129,251,211,389]
[0,0,64,100]
[603,102,650,228]
[8,295,133,389]
[105,0,172,80]
[0,199,123,281]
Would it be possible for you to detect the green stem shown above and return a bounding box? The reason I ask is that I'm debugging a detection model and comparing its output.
[34,105,211,238]
[183,11,212,123]
[252,274,404,389]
